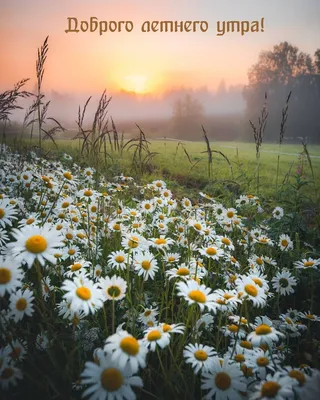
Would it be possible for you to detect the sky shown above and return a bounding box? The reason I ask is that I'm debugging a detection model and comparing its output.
[0,0,320,96]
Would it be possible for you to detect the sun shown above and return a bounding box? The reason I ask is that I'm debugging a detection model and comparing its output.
[123,75,148,94]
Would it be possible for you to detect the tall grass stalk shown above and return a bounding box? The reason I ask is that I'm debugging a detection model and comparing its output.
[276,91,291,191]
[249,92,268,194]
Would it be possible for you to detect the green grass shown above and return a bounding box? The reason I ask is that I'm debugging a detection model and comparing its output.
[10,137,320,201]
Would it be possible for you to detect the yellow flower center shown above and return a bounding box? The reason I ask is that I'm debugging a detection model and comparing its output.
[304,261,314,267]
[62,202,70,208]
[68,249,76,255]
[155,238,166,245]
[228,324,239,333]
[0,208,5,219]
[144,203,151,210]
[226,211,234,218]
[71,263,82,271]
[188,290,206,303]
[147,320,154,327]
[259,238,268,244]
[120,336,139,356]
[244,284,258,297]
[147,330,162,341]
[84,190,93,197]
[261,381,281,398]
[256,258,263,265]
[107,286,121,298]
[16,298,27,311]
[144,310,152,317]
[26,218,35,225]
[255,324,272,335]
[194,350,208,361]
[234,354,245,362]
[215,372,231,390]
[0,268,11,284]
[113,224,121,231]
[168,256,176,262]
[206,247,217,256]
[76,287,91,301]
[128,236,139,248]
[25,235,47,254]
[289,370,306,385]
[281,239,289,247]
[257,357,269,367]
[222,238,231,246]
[252,278,263,287]
[115,255,125,263]
[77,233,85,239]
[66,233,73,240]
[100,368,123,392]
[162,324,172,332]
[194,223,202,231]
[141,261,151,270]
[177,267,190,276]
[63,172,72,180]
[305,314,315,320]
[240,340,253,349]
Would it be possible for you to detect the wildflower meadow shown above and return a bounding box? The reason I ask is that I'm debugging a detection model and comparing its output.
[0,142,320,400]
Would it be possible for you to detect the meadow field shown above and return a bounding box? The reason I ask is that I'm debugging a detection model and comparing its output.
[1,133,320,399]
[30,137,320,201]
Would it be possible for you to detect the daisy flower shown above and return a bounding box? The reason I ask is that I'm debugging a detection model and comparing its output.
[6,339,27,362]
[142,326,170,352]
[166,264,192,281]
[199,245,224,260]
[104,330,148,373]
[164,252,180,265]
[247,316,284,348]
[149,235,174,251]
[159,322,185,334]
[183,343,217,374]
[35,332,50,350]
[8,224,65,268]
[248,348,280,379]
[176,280,218,313]
[272,206,284,220]
[42,276,54,301]
[272,270,297,296]
[140,199,155,214]
[107,250,128,271]
[0,227,10,247]
[138,307,159,325]
[9,288,34,323]
[99,275,127,301]
[0,198,17,228]
[278,234,293,251]
[294,258,320,270]
[62,275,104,315]
[181,197,192,210]
[0,256,24,297]
[299,311,320,322]
[236,276,267,308]
[250,371,297,400]
[201,356,246,400]
[121,233,147,253]
[134,251,159,281]
[0,365,23,390]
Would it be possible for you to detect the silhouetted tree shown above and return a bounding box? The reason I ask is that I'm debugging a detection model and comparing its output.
[243,42,320,143]
[171,94,204,140]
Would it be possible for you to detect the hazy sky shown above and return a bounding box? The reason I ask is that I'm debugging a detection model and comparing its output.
[1,0,320,95]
